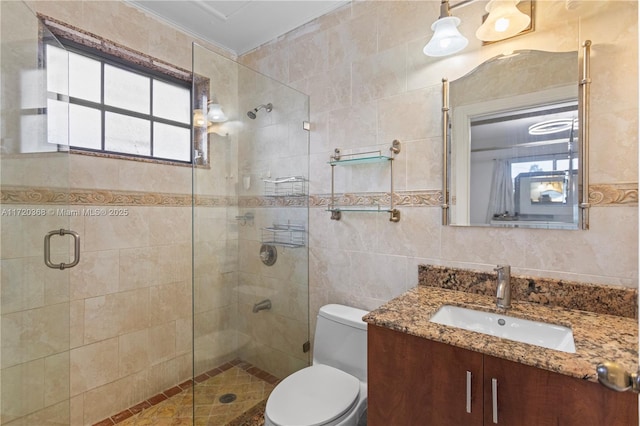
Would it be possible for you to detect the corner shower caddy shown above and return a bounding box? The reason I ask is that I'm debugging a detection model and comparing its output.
[263,176,307,197]
[328,140,401,222]
[261,222,306,248]
[260,176,307,248]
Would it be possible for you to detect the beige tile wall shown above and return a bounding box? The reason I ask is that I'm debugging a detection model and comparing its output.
[2,0,637,424]
[239,0,638,326]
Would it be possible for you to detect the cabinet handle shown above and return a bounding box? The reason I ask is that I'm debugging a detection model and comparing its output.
[466,371,472,413]
[596,361,640,393]
[492,378,498,424]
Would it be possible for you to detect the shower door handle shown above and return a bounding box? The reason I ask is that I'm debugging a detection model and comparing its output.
[44,229,80,270]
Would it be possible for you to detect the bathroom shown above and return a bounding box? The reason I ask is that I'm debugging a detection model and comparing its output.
[0,0,637,425]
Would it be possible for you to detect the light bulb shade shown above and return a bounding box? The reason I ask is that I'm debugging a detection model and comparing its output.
[207,103,227,123]
[423,16,469,57]
[475,0,531,42]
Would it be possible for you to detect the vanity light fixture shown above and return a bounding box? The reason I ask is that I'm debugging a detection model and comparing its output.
[476,0,531,42]
[423,0,469,57]
[194,100,228,128]
[207,101,227,123]
[423,0,534,57]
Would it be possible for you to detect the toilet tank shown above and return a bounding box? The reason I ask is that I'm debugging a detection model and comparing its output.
[313,304,368,382]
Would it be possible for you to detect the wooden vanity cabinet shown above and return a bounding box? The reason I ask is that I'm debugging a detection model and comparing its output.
[368,325,638,426]
[368,325,483,425]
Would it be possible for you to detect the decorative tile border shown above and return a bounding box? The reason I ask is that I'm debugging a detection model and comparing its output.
[419,264,637,319]
[589,183,638,206]
[309,190,442,208]
[227,400,267,426]
[310,184,637,208]
[1,184,635,208]
[239,195,308,208]
[1,186,195,206]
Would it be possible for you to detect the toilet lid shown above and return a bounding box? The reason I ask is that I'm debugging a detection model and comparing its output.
[266,364,360,426]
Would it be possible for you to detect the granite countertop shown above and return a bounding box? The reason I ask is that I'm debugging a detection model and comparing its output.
[363,285,638,383]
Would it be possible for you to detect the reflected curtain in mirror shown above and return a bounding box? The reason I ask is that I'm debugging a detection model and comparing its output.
[486,159,514,222]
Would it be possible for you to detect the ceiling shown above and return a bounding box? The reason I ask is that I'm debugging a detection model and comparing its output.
[125,0,349,55]
[470,102,578,153]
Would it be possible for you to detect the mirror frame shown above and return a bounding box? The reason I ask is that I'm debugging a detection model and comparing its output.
[441,41,592,230]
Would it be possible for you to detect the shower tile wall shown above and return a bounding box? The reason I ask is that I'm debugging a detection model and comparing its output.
[52,170,194,426]
[238,0,638,329]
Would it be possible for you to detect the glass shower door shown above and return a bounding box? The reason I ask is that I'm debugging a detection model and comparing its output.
[192,42,310,424]
[1,2,73,424]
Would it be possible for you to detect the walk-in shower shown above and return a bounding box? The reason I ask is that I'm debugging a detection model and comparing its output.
[246,102,273,119]
[0,2,310,423]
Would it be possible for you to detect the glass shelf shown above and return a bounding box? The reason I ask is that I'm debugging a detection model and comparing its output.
[329,155,392,166]
[328,141,401,222]
[328,206,401,222]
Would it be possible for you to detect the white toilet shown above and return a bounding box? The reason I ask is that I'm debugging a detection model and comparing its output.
[264,304,368,426]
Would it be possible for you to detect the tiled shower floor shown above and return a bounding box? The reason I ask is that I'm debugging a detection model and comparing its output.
[95,360,278,426]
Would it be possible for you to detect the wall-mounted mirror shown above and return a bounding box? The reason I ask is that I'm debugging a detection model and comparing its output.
[442,47,591,230]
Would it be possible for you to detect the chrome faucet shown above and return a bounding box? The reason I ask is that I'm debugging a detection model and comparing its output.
[494,265,511,309]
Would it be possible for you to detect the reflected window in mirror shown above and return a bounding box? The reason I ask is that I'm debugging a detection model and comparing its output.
[469,101,579,227]
[444,49,587,230]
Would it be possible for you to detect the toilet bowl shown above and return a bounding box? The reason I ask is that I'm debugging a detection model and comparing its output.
[264,304,369,426]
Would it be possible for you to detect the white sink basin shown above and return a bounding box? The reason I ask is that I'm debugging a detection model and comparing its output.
[430,305,576,353]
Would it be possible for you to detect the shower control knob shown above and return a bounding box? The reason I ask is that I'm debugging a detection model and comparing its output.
[259,244,277,266]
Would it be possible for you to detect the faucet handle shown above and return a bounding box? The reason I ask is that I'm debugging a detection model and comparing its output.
[494,265,511,278]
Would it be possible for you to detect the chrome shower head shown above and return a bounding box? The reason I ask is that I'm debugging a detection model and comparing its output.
[247,103,272,119]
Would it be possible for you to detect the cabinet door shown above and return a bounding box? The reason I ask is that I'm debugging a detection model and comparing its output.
[368,325,483,426]
[484,355,638,426]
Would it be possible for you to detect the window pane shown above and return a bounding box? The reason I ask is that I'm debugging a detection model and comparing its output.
[104,64,150,113]
[46,45,68,95]
[153,80,190,123]
[47,98,69,146]
[556,158,579,171]
[105,112,150,155]
[69,104,101,149]
[153,123,190,161]
[511,160,554,178]
[69,52,101,103]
